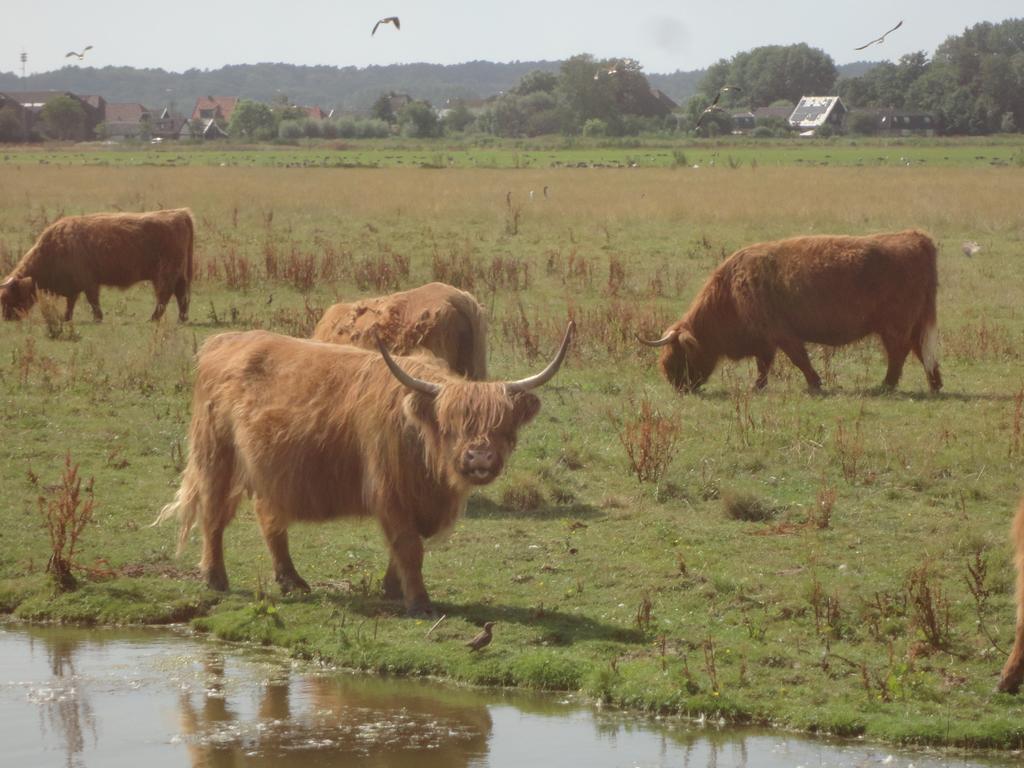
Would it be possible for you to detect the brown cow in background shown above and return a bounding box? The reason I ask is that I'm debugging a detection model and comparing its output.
[0,208,194,322]
[312,282,488,380]
[638,230,942,393]
[156,323,573,616]
[999,497,1024,693]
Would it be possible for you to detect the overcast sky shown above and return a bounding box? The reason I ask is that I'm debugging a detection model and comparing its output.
[2,1,1020,76]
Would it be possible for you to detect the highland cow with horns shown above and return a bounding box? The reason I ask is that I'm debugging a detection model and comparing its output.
[157,323,573,616]
[312,282,488,379]
[638,230,942,393]
[0,208,194,322]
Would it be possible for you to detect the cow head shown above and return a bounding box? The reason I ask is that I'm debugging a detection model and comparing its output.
[637,327,713,393]
[378,322,574,488]
[0,277,36,320]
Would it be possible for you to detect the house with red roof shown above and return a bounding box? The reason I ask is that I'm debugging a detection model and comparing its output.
[191,96,238,123]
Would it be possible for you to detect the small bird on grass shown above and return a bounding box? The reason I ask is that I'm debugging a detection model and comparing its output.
[372,16,400,35]
[855,20,903,51]
[961,240,982,257]
[466,621,496,652]
[65,45,93,60]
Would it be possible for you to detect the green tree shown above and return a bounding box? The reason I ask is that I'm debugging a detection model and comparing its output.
[847,111,880,135]
[442,101,476,132]
[515,70,558,95]
[699,44,836,107]
[229,100,276,140]
[398,101,441,137]
[0,105,26,141]
[372,93,396,123]
[40,95,86,140]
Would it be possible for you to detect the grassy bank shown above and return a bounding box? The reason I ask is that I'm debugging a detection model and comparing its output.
[2,145,1024,748]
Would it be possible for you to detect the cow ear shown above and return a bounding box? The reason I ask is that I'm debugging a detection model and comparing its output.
[402,391,438,429]
[16,277,34,296]
[511,392,541,426]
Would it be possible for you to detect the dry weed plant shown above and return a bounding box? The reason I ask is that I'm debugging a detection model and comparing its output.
[614,396,681,483]
[905,561,952,651]
[1010,384,1024,458]
[37,453,96,591]
[833,415,866,483]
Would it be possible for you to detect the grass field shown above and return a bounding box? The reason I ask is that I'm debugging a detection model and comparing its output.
[2,142,1024,748]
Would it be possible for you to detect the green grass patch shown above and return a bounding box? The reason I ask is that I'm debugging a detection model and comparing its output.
[2,144,1024,748]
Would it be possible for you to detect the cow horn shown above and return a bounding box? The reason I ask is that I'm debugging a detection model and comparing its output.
[376,333,442,396]
[0,278,12,289]
[505,321,575,393]
[635,329,678,347]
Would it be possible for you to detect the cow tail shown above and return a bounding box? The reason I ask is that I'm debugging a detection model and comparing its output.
[999,499,1024,692]
[152,457,202,557]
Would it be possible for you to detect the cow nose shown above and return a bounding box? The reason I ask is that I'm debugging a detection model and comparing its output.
[465,448,496,469]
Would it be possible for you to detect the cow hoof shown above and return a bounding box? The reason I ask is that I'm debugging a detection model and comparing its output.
[205,572,229,592]
[277,574,311,595]
[997,675,1022,694]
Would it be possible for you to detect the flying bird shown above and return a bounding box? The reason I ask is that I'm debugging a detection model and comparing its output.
[466,621,495,652]
[65,45,93,60]
[854,20,903,51]
[695,85,742,128]
[372,16,400,35]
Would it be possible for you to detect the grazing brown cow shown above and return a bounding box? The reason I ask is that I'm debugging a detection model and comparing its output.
[0,208,194,322]
[999,497,1024,693]
[312,282,487,379]
[156,323,573,616]
[638,230,942,393]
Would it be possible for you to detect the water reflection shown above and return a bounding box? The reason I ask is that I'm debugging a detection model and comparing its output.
[175,650,491,766]
[0,625,1015,768]
[26,631,98,767]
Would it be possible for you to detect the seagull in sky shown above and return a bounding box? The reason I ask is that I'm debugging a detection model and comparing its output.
[854,20,903,51]
[695,85,742,128]
[65,45,93,60]
[372,16,400,36]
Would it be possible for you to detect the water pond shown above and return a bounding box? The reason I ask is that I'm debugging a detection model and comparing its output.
[0,625,1014,767]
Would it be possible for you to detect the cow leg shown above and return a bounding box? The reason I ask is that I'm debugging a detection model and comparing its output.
[880,332,910,390]
[911,325,943,392]
[173,277,190,322]
[254,498,309,595]
[382,558,403,600]
[754,348,776,391]
[85,287,103,322]
[198,450,239,591]
[64,293,79,322]
[380,519,433,617]
[1000,624,1024,693]
[778,338,822,391]
[999,499,1024,693]
[151,285,172,321]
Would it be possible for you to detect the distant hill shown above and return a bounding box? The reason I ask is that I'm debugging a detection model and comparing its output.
[836,60,882,80]
[0,61,560,113]
[0,58,862,115]
[0,60,709,114]
[646,69,705,105]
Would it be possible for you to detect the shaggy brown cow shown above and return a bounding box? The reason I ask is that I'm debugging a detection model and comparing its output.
[638,230,942,393]
[999,497,1024,692]
[0,208,194,322]
[312,282,487,379]
[156,323,573,616]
